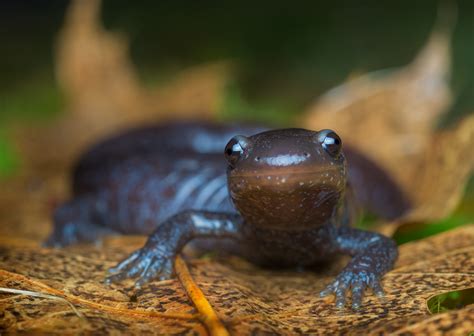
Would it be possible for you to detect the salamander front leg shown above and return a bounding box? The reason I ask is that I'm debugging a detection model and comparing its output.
[105,210,243,288]
[320,227,398,309]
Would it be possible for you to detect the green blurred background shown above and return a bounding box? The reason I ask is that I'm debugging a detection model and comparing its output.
[0,0,472,180]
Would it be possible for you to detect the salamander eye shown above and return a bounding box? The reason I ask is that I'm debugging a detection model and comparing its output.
[224,135,250,167]
[318,130,342,157]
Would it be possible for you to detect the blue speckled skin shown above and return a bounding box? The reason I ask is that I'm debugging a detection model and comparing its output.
[48,122,264,241]
[47,122,403,309]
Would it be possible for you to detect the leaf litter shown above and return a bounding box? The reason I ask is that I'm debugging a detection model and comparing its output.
[1,0,473,334]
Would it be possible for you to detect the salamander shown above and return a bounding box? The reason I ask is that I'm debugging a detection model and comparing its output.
[46,121,409,309]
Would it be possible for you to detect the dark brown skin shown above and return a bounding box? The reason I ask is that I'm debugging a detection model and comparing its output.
[227,130,347,232]
[47,123,402,309]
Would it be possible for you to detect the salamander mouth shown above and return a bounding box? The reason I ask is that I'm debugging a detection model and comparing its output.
[229,166,344,178]
[228,167,346,195]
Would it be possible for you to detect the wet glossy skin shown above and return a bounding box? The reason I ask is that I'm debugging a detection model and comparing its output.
[228,129,347,231]
[47,122,399,309]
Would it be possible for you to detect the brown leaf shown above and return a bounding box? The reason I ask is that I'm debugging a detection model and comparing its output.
[56,0,230,125]
[1,223,473,334]
[11,0,231,171]
[0,172,67,241]
[301,25,451,186]
[375,113,474,237]
[403,114,474,221]
[300,22,474,222]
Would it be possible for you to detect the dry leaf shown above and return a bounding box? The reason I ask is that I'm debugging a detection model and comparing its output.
[403,114,474,221]
[300,21,474,222]
[1,224,473,334]
[301,25,451,189]
[11,0,231,171]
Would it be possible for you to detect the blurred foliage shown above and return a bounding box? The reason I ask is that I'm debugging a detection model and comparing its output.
[101,0,439,108]
[356,176,474,244]
[393,215,473,245]
[1,0,473,125]
[0,134,19,178]
[0,76,62,124]
[427,288,474,314]
[221,81,296,125]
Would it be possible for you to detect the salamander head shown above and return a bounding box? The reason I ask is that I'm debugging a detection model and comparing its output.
[225,128,346,230]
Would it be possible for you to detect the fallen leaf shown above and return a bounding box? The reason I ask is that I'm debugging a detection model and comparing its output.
[403,114,474,221]
[10,0,231,171]
[301,24,452,187]
[300,19,474,223]
[1,224,473,334]
[374,113,474,237]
